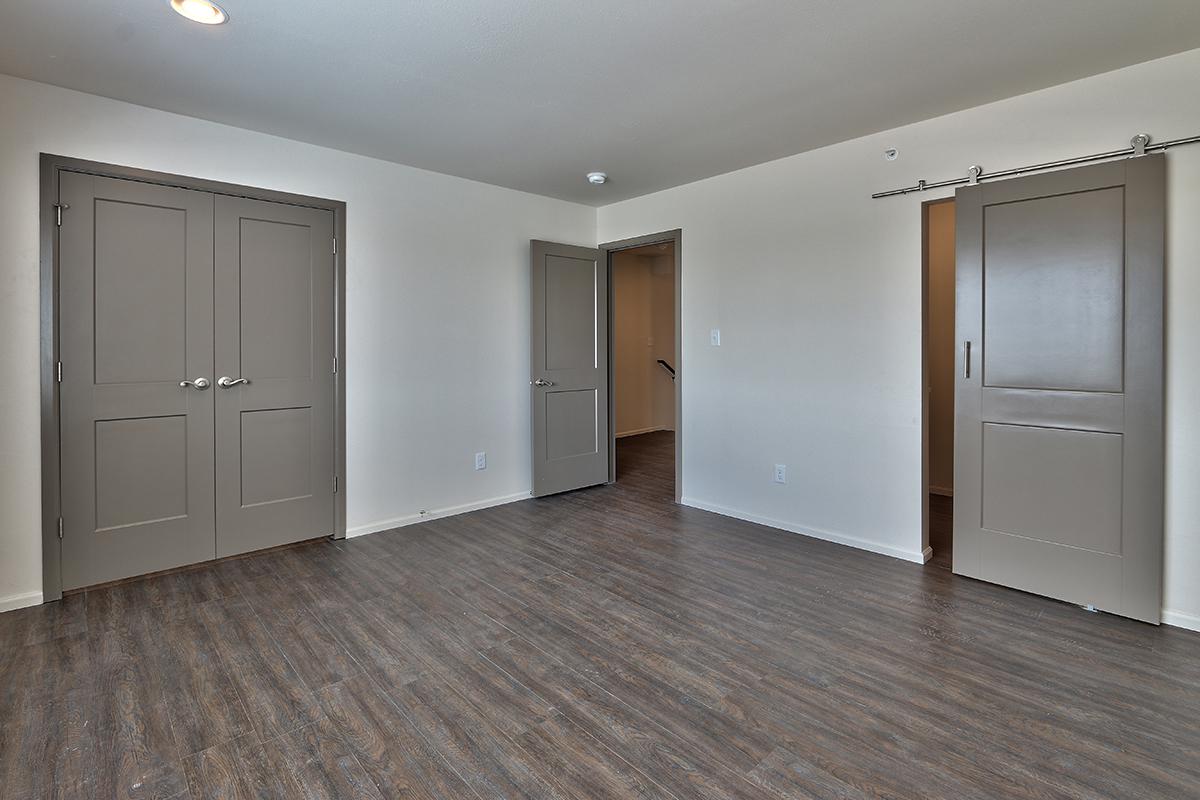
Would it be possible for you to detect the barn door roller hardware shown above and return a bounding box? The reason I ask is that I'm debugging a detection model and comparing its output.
[871,132,1200,198]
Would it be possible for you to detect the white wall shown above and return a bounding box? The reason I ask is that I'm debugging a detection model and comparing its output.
[0,74,595,611]
[598,49,1200,628]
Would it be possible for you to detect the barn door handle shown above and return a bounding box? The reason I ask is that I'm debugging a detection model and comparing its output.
[179,377,211,390]
[963,341,972,379]
[217,376,250,388]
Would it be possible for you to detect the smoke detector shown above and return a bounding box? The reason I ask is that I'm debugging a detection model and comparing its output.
[586,172,608,185]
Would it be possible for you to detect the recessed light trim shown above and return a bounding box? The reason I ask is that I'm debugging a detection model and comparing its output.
[586,172,607,185]
[170,0,229,25]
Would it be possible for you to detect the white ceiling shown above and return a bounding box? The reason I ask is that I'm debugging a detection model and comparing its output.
[3,1,1200,205]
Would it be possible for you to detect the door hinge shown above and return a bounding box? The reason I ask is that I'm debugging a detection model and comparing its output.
[333,476,339,494]
[57,517,63,540]
[54,203,69,226]
[56,361,63,383]
[332,355,338,374]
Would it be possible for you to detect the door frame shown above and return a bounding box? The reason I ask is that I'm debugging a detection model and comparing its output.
[39,153,348,602]
[599,229,682,503]
[920,197,955,562]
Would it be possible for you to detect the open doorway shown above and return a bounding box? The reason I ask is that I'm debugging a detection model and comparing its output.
[602,231,681,502]
[923,199,956,569]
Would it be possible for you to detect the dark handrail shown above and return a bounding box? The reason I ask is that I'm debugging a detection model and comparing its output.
[656,359,676,379]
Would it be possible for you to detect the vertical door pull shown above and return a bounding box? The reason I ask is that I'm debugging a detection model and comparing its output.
[963,341,972,380]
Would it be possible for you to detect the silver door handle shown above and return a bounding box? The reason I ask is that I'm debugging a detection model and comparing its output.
[179,377,210,390]
[217,376,250,388]
[533,379,555,387]
[963,341,972,379]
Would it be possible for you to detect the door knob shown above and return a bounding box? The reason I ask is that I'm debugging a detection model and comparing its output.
[179,377,211,390]
[217,376,250,388]
[533,378,555,387]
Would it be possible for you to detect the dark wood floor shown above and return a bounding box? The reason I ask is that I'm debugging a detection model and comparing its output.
[3,430,1199,799]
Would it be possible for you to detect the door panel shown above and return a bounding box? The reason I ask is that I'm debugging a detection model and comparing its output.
[531,241,608,496]
[980,424,1123,553]
[239,407,314,506]
[94,416,190,531]
[93,201,189,384]
[59,174,216,589]
[238,218,315,379]
[546,389,599,460]
[545,254,599,369]
[982,187,1125,392]
[215,197,335,556]
[953,156,1164,623]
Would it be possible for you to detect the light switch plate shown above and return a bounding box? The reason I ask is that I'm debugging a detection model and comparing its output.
[710,329,721,346]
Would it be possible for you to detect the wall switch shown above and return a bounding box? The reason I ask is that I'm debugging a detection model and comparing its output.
[710,328,721,346]
[475,452,487,471]
[773,464,787,484]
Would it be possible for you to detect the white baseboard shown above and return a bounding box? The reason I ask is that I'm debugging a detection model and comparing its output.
[346,491,530,539]
[680,496,929,564]
[0,590,43,613]
[616,426,666,439]
[929,485,954,497]
[1163,609,1200,633]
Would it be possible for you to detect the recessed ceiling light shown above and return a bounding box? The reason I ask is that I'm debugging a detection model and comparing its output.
[170,0,229,25]
[586,172,607,185]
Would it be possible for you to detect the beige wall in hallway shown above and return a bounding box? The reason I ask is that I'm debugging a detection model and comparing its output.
[650,254,676,431]
[613,250,675,436]
[926,201,956,495]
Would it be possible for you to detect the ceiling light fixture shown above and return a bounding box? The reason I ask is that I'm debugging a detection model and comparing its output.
[170,0,229,25]
[586,172,607,185]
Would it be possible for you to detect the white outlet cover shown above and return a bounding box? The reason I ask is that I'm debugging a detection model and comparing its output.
[710,328,721,346]
[475,452,487,470]
[773,464,787,483]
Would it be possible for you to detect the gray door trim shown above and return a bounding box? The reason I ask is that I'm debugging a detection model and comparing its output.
[599,229,682,504]
[39,153,348,602]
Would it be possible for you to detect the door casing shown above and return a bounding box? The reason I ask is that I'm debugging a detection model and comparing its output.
[39,153,348,602]
[600,229,682,503]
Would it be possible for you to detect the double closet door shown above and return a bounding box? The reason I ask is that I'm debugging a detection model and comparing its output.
[58,173,336,590]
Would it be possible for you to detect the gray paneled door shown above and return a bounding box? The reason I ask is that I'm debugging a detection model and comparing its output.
[953,155,1165,623]
[530,241,609,496]
[215,196,336,556]
[59,174,217,589]
[58,174,336,589]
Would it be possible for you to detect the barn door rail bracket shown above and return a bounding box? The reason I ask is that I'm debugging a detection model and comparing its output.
[871,131,1200,198]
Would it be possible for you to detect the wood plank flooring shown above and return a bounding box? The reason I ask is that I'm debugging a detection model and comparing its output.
[2,431,1199,799]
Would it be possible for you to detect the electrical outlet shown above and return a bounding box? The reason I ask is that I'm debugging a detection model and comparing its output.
[475,451,487,471]
[773,464,787,484]
[710,328,721,346]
